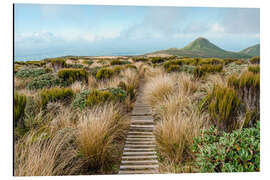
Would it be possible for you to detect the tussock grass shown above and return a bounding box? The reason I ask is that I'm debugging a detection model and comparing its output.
[77,103,129,171]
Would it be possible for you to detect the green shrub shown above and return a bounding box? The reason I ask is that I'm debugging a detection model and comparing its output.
[72,90,90,110]
[40,87,74,109]
[118,81,136,101]
[27,73,67,90]
[85,90,114,107]
[110,59,130,65]
[50,58,67,71]
[14,92,27,128]
[224,59,238,65]
[113,66,124,75]
[181,65,195,74]
[249,56,260,64]
[107,87,127,102]
[193,64,223,78]
[248,65,260,74]
[133,57,148,62]
[96,68,114,80]
[15,68,50,78]
[163,60,182,70]
[228,71,260,125]
[25,60,46,67]
[67,63,84,69]
[200,85,241,131]
[151,57,165,64]
[234,60,246,65]
[58,68,88,84]
[198,58,224,65]
[166,65,181,73]
[89,67,101,77]
[192,121,260,172]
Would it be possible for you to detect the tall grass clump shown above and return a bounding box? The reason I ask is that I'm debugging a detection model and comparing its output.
[58,68,88,85]
[248,65,260,74]
[249,56,260,64]
[200,85,241,131]
[77,104,128,171]
[14,129,83,176]
[193,64,223,78]
[14,92,27,128]
[40,87,74,109]
[96,68,114,80]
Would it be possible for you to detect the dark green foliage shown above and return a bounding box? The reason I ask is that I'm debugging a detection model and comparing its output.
[249,56,260,64]
[192,121,260,172]
[166,65,181,73]
[113,66,124,75]
[193,64,223,78]
[27,73,67,90]
[14,92,27,128]
[67,63,84,69]
[133,57,148,62]
[110,59,130,65]
[96,68,114,80]
[234,60,246,65]
[197,58,224,65]
[40,87,74,109]
[85,89,114,107]
[224,59,238,65]
[89,67,101,77]
[72,90,90,110]
[200,85,241,131]
[248,65,260,74]
[107,87,127,102]
[118,81,136,101]
[163,60,182,70]
[15,68,49,78]
[151,57,165,64]
[58,68,88,84]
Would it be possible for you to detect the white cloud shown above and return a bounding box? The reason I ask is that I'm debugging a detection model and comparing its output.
[210,23,225,33]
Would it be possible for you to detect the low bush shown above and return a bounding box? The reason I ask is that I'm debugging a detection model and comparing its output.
[125,64,137,70]
[113,66,124,75]
[166,65,181,73]
[50,58,67,71]
[192,121,260,172]
[67,63,84,69]
[85,90,113,107]
[58,68,88,85]
[118,81,136,101]
[110,59,130,65]
[224,59,238,65]
[96,68,114,80]
[82,60,93,66]
[151,57,165,64]
[40,88,74,109]
[248,65,260,74]
[193,64,223,78]
[25,60,46,67]
[14,92,27,128]
[27,73,67,90]
[198,58,224,65]
[200,85,241,131]
[133,57,148,62]
[234,60,247,65]
[16,68,50,78]
[72,90,90,110]
[249,56,260,64]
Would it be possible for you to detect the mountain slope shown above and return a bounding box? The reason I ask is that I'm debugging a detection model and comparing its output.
[149,37,253,59]
[239,44,260,57]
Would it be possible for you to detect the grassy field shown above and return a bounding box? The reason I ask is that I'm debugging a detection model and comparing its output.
[14,55,260,175]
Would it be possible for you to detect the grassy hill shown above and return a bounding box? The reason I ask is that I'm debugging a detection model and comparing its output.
[239,44,260,57]
[149,37,253,59]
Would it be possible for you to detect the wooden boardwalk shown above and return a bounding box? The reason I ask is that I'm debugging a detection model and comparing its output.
[118,92,159,175]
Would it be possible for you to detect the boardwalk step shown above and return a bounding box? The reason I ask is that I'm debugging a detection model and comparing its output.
[120,165,159,170]
[123,152,156,155]
[130,125,154,128]
[124,148,155,151]
[128,131,153,135]
[121,160,158,164]
[119,170,158,174]
[127,135,155,138]
[122,155,157,160]
[125,141,155,145]
[125,144,156,148]
[126,138,155,141]
[131,116,153,120]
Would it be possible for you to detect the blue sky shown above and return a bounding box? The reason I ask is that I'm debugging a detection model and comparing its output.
[14,4,260,60]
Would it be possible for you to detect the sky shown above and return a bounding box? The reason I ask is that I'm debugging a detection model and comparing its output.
[14,4,260,60]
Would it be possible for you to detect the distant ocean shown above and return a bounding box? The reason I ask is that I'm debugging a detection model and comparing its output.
[14,49,153,61]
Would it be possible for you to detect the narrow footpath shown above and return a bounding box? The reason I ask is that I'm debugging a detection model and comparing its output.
[118,88,159,174]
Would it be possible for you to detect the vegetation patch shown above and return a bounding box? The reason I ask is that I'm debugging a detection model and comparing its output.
[248,65,260,74]
[193,64,223,78]
[151,57,165,64]
[72,90,90,110]
[249,56,260,64]
[192,121,260,172]
[16,68,51,78]
[110,59,130,65]
[133,57,148,62]
[40,87,74,109]
[27,73,67,90]
[96,68,115,80]
[14,92,27,128]
[58,68,88,85]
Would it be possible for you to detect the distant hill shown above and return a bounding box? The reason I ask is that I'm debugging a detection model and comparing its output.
[239,44,260,57]
[148,37,254,59]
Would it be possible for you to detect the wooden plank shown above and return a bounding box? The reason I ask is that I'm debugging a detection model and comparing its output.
[124,148,155,151]
[118,170,158,174]
[123,152,156,155]
[120,165,159,169]
[121,160,158,164]
[125,144,156,148]
[121,155,157,160]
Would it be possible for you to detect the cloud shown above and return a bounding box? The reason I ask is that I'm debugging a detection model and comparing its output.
[221,8,260,34]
